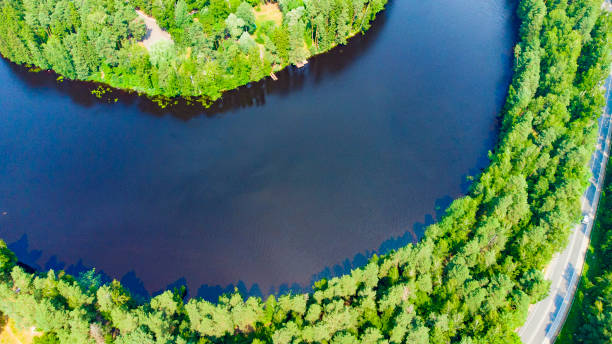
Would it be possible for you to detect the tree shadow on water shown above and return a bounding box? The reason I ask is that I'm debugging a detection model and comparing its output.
[6,192,458,304]
[7,235,42,271]
[5,148,471,304]
[6,234,148,300]
[191,193,456,301]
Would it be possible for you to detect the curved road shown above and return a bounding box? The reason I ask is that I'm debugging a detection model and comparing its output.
[517,43,612,344]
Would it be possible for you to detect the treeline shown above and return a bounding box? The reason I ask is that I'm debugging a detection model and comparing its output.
[0,0,386,103]
[558,149,612,342]
[0,0,611,343]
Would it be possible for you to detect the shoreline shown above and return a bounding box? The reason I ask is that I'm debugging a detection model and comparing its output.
[0,25,376,109]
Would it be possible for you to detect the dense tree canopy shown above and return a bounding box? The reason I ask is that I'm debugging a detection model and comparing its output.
[0,0,387,104]
[0,0,610,343]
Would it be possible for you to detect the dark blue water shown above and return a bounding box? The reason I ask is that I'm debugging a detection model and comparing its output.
[0,0,516,297]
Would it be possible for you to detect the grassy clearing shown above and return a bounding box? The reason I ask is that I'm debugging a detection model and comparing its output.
[254,3,282,26]
[253,3,283,44]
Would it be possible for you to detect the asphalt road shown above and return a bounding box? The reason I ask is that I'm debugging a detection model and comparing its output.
[517,63,612,343]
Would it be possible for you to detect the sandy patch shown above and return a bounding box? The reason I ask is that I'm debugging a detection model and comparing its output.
[0,319,40,344]
[136,10,173,50]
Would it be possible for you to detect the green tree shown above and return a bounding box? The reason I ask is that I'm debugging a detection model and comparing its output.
[174,0,190,28]
[225,13,246,38]
[43,35,76,78]
[236,2,256,33]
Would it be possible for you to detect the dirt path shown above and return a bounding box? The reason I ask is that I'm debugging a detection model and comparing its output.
[135,10,173,50]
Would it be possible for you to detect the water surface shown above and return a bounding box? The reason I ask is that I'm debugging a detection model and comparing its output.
[0,0,516,297]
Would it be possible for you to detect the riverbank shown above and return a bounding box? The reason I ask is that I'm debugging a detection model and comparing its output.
[0,0,388,107]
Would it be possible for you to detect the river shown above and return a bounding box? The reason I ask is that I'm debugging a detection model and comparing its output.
[0,0,516,299]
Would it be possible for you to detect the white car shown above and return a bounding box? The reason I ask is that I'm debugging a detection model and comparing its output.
[581,215,591,224]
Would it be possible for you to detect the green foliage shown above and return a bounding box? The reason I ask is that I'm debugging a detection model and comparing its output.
[0,1,610,344]
[33,332,60,344]
[236,2,256,33]
[226,13,246,38]
[0,240,17,277]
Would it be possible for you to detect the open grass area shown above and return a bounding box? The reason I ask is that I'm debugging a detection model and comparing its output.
[253,4,282,47]
[254,3,282,26]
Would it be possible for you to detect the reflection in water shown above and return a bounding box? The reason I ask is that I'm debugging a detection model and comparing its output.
[1,0,516,299]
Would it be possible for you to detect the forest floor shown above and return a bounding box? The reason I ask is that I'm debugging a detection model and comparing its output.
[136,10,173,50]
[0,318,38,344]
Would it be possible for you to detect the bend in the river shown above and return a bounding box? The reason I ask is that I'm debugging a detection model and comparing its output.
[0,0,517,299]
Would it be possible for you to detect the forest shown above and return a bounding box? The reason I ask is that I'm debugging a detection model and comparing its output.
[0,0,611,343]
[558,157,612,342]
[0,0,387,104]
